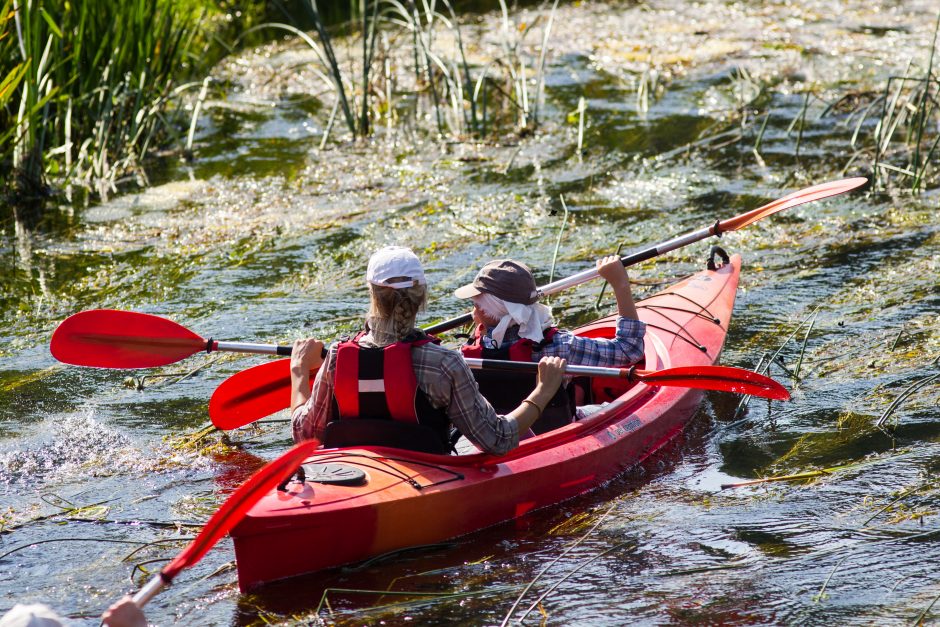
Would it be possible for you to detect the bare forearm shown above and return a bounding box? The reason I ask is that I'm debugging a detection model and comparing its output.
[290,337,325,414]
[290,368,311,414]
[597,256,638,320]
[507,383,558,433]
[611,279,638,319]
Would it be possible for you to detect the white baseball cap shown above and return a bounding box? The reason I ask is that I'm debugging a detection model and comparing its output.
[366,246,427,289]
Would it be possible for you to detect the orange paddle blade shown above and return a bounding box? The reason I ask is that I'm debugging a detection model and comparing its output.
[633,366,790,400]
[718,177,868,232]
[209,359,304,430]
[50,309,207,368]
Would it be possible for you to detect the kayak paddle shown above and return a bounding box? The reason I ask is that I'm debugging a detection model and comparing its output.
[50,309,299,369]
[129,439,319,607]
[465,359,790,400]
[51,178,866,369]
[209,357,788,430]
[424,176,868,334]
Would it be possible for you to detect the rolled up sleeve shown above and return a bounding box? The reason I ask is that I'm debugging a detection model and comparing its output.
[548,317,646,367]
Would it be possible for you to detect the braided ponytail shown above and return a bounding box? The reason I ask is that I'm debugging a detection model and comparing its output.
[366,280,427,345]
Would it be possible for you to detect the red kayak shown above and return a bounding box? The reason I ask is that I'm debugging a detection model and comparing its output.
[230,254,742,590]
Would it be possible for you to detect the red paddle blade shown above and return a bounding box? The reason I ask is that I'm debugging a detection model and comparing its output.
[50,309,207,368]
[160,438,319,581]
[719,177,867,232]
[636,365,790,400]
[209,359,300,430]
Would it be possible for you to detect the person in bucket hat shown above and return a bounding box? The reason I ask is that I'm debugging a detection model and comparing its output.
[454,255,646,427]
[289,246,567,455]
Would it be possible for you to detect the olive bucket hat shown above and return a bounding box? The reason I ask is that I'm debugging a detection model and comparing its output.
[453,259,539,305]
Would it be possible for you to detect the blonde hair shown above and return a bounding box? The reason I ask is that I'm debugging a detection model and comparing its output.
[365,279,427,345]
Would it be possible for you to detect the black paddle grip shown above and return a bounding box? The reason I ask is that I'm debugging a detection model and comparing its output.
[275,345,328,358]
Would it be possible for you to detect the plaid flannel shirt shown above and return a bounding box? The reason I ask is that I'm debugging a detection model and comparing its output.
[494,316,647,366]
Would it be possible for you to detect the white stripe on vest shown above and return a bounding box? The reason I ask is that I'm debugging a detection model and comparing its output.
[358,379,386,393]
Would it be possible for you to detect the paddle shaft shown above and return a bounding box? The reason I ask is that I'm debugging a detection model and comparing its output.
[210,340,292,356]
[466,357,637,379]
[132,574,165,607]
[209,342,650,365]
[211,344,628,365]
[423,177,867,335]
[209,340,325,359]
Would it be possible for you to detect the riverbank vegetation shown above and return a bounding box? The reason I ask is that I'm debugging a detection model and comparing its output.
[0,0,297,214]
[5,0,936,218]
[0,0,564,217]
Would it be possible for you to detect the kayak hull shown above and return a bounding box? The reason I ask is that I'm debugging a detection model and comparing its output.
[231,255,742,590]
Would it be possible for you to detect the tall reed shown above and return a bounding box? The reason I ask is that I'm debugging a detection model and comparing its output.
[867,11,940,192]
[282,0,558,143]
[0,0,217,205]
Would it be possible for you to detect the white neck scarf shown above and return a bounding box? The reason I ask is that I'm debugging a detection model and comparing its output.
[474,293,554,347]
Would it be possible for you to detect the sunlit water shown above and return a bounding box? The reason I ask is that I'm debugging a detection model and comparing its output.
[1,0,939,624]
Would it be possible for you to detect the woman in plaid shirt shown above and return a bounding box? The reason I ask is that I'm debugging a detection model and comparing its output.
[289,247,567,455]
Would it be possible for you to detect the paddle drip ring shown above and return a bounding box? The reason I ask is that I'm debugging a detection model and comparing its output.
[707,246,730,271]
[205,338,214,354]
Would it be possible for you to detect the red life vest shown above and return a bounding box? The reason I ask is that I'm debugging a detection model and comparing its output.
[460,324,559,361]
[460,325,574,434]
[333,331,439,423]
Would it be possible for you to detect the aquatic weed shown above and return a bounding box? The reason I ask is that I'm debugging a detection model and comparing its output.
[500,503,618,625]
[733,306,820,419]
[720,454,901,490]
[868,12,940,193]
[164,423,235,458]
[812,557,847,603]
[913,586,940,626]
[514,541,633,623]
[315,585,521,622]
[545,194,569,300]
[0,536,145,561]
[875,356,940,428]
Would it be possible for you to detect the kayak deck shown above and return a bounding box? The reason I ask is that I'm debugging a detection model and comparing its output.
[231,255,741,590]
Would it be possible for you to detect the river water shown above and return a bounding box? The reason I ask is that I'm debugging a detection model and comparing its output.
[1,0,939,624]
